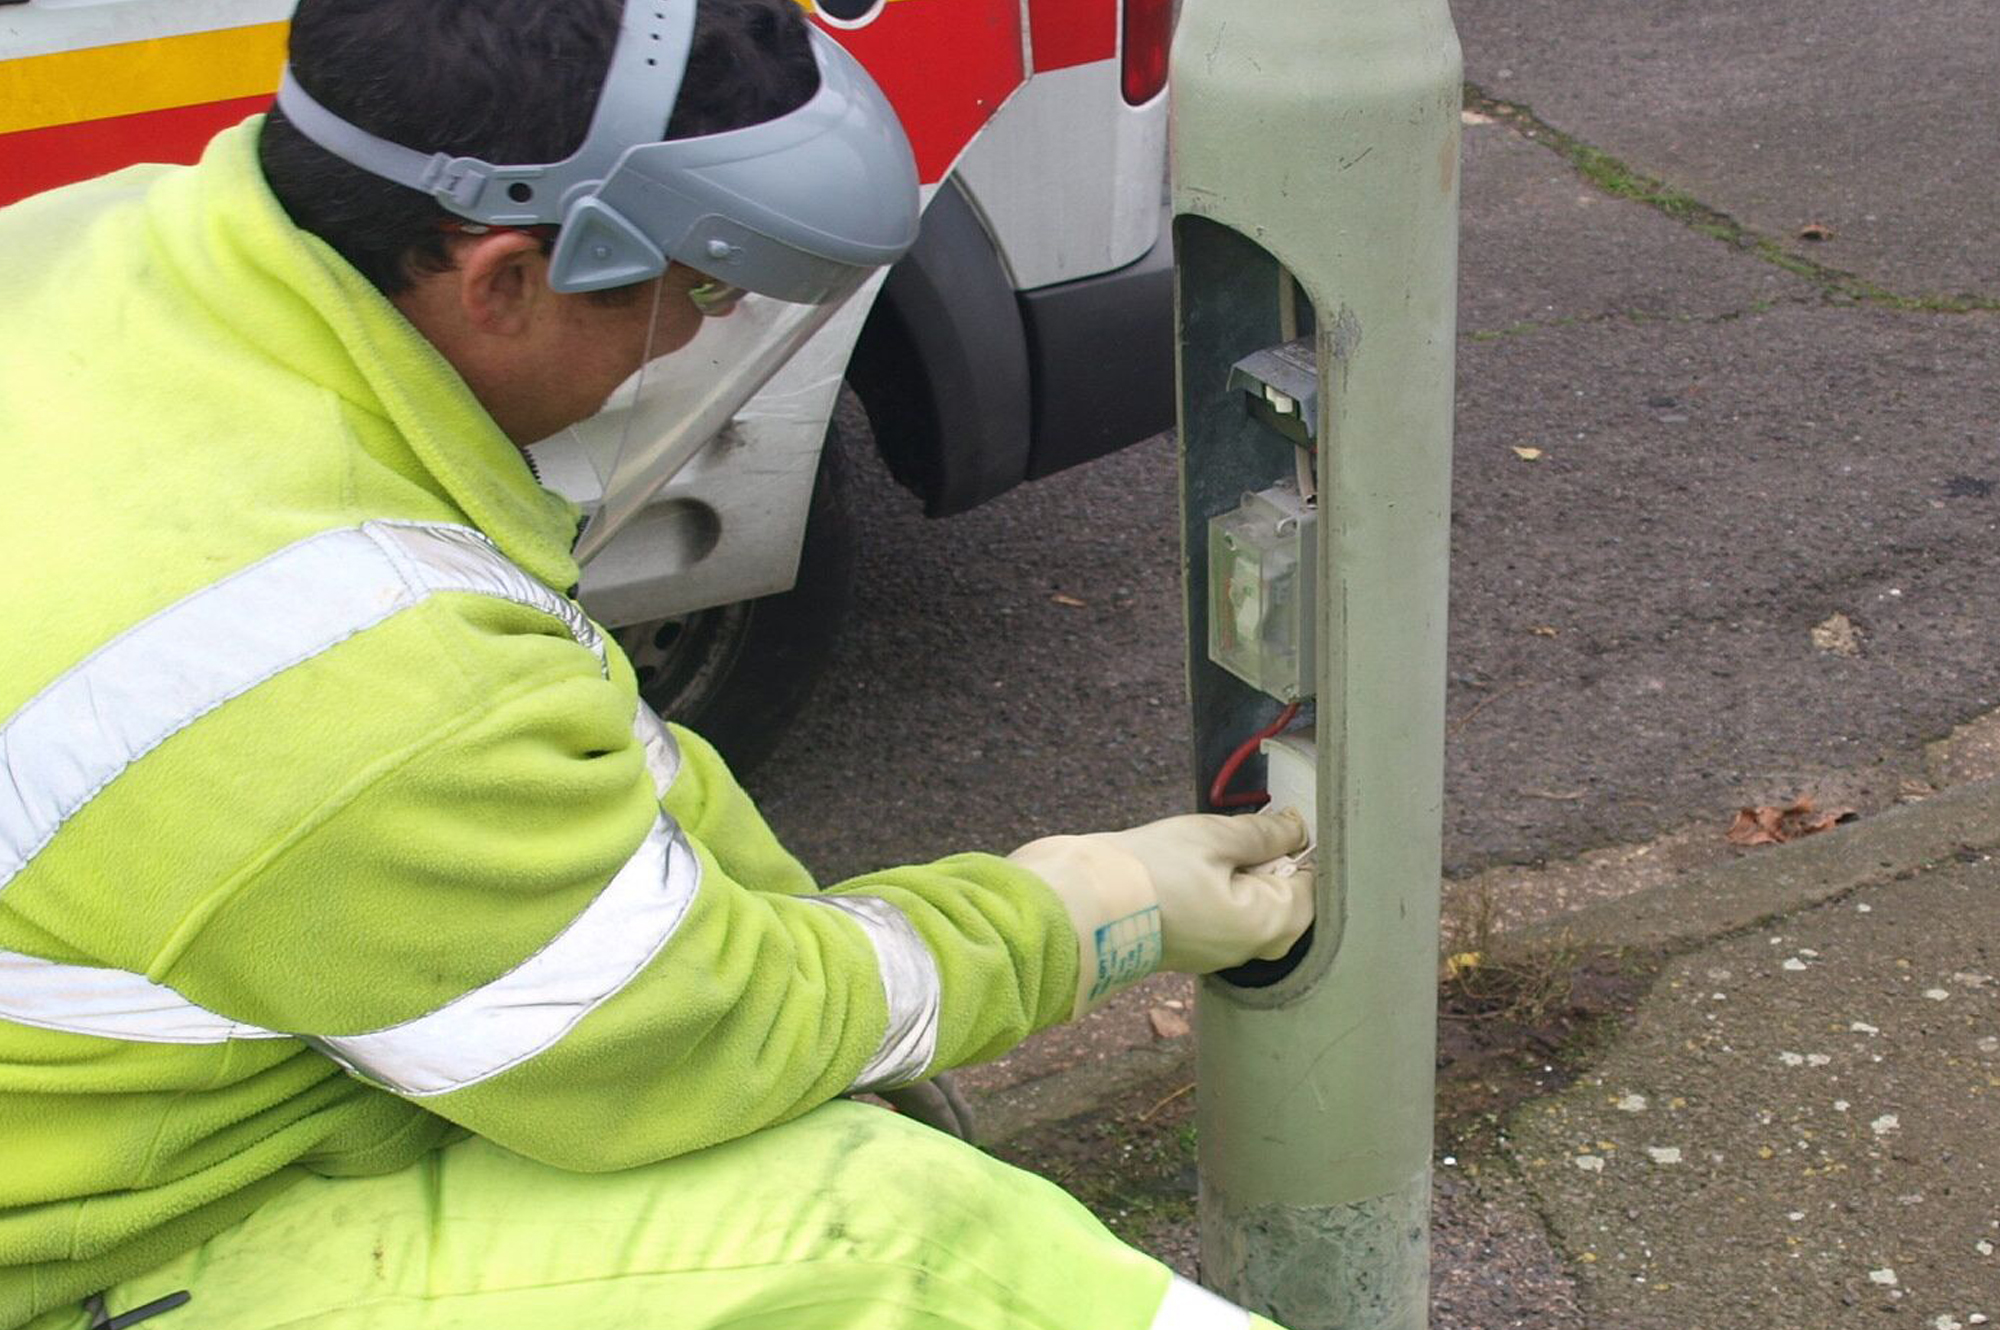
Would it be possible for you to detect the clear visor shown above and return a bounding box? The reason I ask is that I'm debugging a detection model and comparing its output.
[568,269,865,561]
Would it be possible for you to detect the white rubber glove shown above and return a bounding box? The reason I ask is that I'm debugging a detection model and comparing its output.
[1009,810,1313,1018]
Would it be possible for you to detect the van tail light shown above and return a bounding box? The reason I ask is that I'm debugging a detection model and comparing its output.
[1122,0,1173,105]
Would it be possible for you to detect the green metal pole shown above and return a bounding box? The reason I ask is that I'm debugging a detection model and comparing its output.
[1173,1,1461,1326]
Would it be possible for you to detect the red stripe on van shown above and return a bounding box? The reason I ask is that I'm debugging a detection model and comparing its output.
[821,0,1024,182]
[0,95,269,208]
[1028,0,1117,71]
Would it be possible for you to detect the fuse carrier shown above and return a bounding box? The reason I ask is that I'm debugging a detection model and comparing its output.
[1207,482,1317,703]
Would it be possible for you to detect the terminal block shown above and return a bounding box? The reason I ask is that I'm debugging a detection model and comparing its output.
[1207,482,1317,702]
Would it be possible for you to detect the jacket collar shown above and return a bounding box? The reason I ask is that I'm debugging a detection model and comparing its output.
[181,121,585,592]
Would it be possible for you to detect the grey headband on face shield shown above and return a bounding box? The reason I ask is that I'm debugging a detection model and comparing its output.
[275,0,920,300]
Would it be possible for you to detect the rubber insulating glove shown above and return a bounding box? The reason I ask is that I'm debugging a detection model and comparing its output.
[1008,810,1313,1018]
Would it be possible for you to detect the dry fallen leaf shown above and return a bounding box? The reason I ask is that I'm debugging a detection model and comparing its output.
[1811,613,1862,657]
[1148,1008,1192,1040]
[1797,221,1835,242]
[1530,625,1560,638]
[1512,446,1545,462]
[1051,594,1087,609]
[1460,109,1495,126]
[1726,797,1857,847]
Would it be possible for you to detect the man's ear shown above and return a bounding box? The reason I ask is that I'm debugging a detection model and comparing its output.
[454,231,551,338]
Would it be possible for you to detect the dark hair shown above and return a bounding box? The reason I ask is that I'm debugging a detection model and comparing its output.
[259,0,819,295]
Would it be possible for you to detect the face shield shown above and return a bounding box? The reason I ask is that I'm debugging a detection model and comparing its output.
[276,0,920,550]
[564,279,856,562]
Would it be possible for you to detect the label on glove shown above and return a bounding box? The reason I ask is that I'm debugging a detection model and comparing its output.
[1090,906,1165,1003]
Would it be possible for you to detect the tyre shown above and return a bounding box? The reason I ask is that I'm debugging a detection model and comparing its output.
[614,417,856,776]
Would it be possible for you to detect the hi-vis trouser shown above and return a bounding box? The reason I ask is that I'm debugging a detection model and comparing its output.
[32,1100,1280,1330]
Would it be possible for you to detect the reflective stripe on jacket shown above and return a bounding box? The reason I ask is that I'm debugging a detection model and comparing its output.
[0,121,1078,1329]
[1,520,941,1097]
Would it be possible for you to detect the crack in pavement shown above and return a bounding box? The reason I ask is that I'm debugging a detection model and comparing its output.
[1461,83,2000,317]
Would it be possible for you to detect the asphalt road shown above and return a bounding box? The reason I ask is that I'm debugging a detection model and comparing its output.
[748,0,2000,887]
[750,411,1195,883]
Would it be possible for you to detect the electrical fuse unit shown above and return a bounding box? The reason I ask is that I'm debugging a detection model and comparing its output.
[1207,482,1316,702]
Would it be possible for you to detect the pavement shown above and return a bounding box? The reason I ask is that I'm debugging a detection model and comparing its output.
[947,731,2000,1329]
[760,1,2000,1326]
[1505,798,2000,1328]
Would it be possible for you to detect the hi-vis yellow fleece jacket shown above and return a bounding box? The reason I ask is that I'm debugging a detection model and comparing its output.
[0,121,1080,1328]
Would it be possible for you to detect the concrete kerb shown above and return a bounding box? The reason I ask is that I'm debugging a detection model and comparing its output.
[971,772,2000,1148]
[974,1026,1193,1149]
[1520,772,2000,957]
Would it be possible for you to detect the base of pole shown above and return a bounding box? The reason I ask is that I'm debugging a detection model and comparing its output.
[1199,1166,1432,1330]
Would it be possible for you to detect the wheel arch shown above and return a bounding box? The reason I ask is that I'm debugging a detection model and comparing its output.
[845,176,1034,519]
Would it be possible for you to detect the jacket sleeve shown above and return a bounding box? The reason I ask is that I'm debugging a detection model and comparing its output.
[156,604,1080,1172]
[659,722,819,898]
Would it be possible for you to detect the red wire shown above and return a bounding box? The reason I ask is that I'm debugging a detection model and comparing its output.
[1208,701,1303,809]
